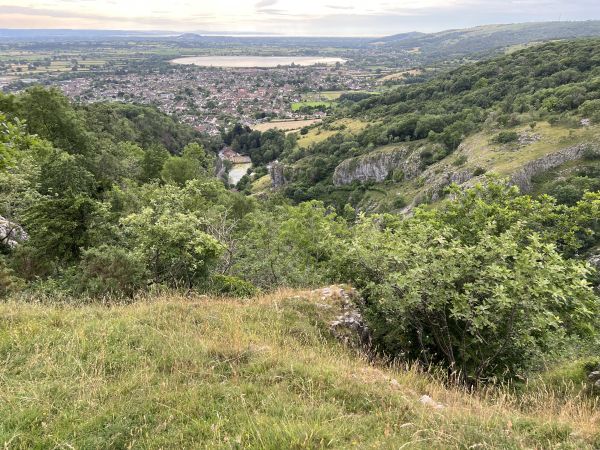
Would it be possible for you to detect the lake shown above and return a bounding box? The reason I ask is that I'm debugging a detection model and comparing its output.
[170,56,346,68]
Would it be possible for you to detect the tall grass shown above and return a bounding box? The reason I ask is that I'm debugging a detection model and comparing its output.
[0,289,598,448]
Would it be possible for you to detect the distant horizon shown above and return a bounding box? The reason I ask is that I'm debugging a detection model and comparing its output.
[2,0,600,37]
[2,18,600,39]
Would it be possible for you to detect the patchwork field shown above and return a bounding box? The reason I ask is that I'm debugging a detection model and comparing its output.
[253,119,322,132]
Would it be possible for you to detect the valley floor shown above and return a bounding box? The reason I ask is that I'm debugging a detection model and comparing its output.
[0,290,598,449]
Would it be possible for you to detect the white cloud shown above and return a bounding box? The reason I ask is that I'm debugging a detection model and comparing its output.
[0,0,598,35]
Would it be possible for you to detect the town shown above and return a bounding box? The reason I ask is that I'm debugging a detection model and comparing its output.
[4,61,377,135]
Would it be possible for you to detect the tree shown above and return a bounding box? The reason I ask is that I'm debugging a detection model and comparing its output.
[20,194,102,272]
[13,87,91,155]
[340,180,599,383]
[140,144,169,183]
[39,151,96,196]
[120,208,223,288]
[160,142,213,186]
[0,114,19,172]
[233,201,347,288]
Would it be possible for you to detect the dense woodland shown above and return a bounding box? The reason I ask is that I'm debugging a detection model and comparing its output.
[1,39,600,385]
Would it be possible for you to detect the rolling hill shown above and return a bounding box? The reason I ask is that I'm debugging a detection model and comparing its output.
[375,21,600,61]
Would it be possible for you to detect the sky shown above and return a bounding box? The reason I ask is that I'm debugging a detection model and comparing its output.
[1,0,600,36]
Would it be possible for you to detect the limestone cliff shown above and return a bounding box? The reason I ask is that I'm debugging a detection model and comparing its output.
[332,146,421,186]
[268,161,287,187]
[509,143,600,191]
[0,216,27,249]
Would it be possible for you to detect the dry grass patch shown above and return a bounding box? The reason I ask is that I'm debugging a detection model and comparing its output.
[0,291,598,448]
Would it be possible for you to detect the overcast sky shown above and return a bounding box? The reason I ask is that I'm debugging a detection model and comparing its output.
[1,0,600,36]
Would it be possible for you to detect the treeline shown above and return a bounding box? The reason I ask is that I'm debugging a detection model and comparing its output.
[223,123,296,166]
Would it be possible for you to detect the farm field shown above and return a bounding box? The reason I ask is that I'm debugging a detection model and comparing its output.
[253,119,322,132]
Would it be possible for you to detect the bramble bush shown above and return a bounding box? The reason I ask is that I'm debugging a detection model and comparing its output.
[338,180,600,383]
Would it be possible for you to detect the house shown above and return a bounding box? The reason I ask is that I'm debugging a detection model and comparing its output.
[219,147,251,164]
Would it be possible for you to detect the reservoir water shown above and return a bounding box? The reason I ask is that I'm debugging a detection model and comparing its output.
[228,162,252,186]
[171,56,346,68]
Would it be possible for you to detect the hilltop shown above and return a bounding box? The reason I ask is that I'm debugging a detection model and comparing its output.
[0,290,598,448]
[375,21,600,62]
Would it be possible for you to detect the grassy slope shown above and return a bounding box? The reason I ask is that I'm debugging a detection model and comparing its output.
[296,118,369,149]
[354,122,600,211]
[1,291,598,449]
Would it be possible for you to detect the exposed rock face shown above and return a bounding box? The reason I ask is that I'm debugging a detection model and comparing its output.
[510,144,600,192]
[422,169,478,203]
[322,286,371,349]
[268,161,287,187]
[588,254,600,270]
[415,143,600,206]
[517,132,541,146]
[333,146,421,186]
[215,157,227,183]
[588,366,600,390]
[0,216,27,249]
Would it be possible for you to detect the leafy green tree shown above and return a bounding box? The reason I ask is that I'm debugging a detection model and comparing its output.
[12,87,91,155]
[39,151,97,196]
[90,141,145,189]
[0,114,19,172]
[233,201,347,288]
[140,144,170,183]
[120,208,223,288]
[20,195,101,272]
[340,180,599,383]
[161,142,213,186]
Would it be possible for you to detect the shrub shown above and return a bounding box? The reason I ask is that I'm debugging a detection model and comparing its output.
[0,256,23,297]
[582,146,600,161]
[392,195,407,209]
[391,169,405,182]
[492,131,519,144]
[340,181,600,384]
[579,99,600,123]
[452,154,468,167]
[120,209,224,289]
[68,245,147,298]
[208,274,258,298]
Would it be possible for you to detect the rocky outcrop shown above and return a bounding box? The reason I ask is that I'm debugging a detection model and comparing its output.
[317,285,371,349]
[268,161,287,187]
[215,157,228,183]
[421,169,479,203]
[588,365,600,391]
[333,146,421,186]
[415,143,600,206]
[0,216,27,249]
[510,144,600,192]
